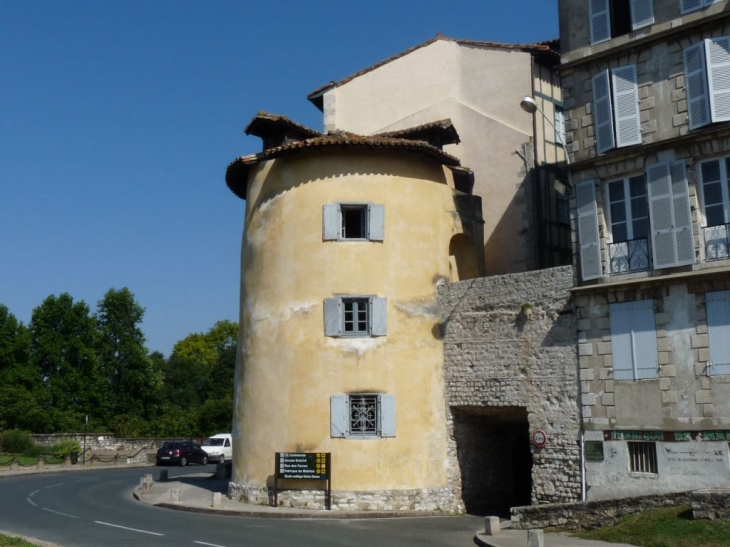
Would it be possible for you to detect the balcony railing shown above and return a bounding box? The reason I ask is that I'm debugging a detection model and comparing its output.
[703,223,730,260]
[608,238,650,274]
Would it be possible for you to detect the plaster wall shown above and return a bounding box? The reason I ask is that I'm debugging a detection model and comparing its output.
[321,40,540,275]
[233,148,480,504]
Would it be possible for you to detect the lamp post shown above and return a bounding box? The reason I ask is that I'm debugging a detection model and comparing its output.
[519,96,570,165]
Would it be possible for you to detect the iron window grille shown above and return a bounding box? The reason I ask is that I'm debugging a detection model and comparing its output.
[628,441,658,474]
[348,394,378,436]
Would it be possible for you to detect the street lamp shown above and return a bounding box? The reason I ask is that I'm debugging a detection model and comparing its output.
[520,95,570,165]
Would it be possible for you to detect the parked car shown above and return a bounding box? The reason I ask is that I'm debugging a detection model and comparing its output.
[156,441,209,466]
[201,433,233,463]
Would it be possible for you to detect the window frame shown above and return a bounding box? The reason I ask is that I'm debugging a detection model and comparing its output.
[589,0,654,45]
[323,295,387,338]
[681,0,722,15]
[628,441,658,474]
[697,157,730,228]
[323,202,385,242]
[707,290,730,376]
[610,299,659,380]
[330,393,396,439]
[605,174,649,244]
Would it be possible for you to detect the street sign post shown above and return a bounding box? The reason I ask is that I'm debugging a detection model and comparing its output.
[274,452,331,509]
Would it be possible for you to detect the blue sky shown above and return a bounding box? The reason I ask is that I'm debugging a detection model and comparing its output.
[1,1,559,356]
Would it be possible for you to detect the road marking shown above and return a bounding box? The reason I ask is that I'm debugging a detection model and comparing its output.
[27,497,38,507]
[194,542,228,547]
[44,483,64,489]
[29,489,40,497]
[42,507,79,519]
[94,521,164,536]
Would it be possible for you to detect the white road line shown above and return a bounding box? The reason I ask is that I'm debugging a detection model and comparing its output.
[42,507,79,519]
[194,541,228,547]
[29,489,40,497]
[94,521,164,536]
[27,498,38,507]
[44,483,64,489]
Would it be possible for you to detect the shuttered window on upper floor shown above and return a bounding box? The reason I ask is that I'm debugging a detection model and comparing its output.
[681,0,722,14]
[684,37,730,130]
[590,0,654,45]
[577,179,602,281]
[593,65,642,154]
[323,203,385,241]
[610,300,659,380]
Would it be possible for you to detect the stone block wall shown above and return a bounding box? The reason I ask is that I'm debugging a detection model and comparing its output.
[438,266,582,508]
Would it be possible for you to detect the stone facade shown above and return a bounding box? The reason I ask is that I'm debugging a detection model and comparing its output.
[438,265,582,513]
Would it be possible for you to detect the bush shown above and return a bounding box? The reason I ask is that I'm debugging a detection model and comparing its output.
[49,439,80,459]
[0,430,36,455]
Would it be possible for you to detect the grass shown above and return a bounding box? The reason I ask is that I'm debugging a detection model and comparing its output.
[0,534,40,547]
[574,505,730,547]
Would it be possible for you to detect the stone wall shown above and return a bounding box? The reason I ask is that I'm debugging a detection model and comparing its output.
[30,434,185,452]
[511,489,730,530]
[438,265,582,510]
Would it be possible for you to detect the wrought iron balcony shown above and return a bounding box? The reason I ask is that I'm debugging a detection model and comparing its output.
[608,238,650,274]
[703,223,730,260]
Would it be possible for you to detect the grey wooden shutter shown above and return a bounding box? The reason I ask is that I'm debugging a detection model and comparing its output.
[632,300,659,379]
[323,204,340,240]
[706,37,730,123]
[576,180,602,280]
[589,0,611,44]
[368,203,385,241]
[330,395,349,438]
[681,0,703,12]
[684,42,711,130]
[610,302,635,380]
[647,162,678,269]
[669,161,696,266]
[707,290,730,376]
[324,298,342,337]
[612,65,642,148]
[630,0,654,30]
[370,297,387,336]
[593,70,616,154]
[378,394,396,438]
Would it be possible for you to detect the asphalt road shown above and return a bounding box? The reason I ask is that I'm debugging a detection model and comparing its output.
[0,467,483,547]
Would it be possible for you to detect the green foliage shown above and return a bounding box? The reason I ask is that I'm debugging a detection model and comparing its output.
[0,429,35,454]
[575,505,730,547]
[49,439,81,459]
[0,533,40,547]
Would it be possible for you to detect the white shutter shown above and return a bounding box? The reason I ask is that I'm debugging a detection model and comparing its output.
[632,300,659,379]
[367,203,385,241]
[647,162,678,268]
[593,70,616,154]
[370,297,387,336]
[324,298,342,337]
[610,302,635,380]
[631,0,654,30]
[684,42,711,129]
[707,290,730,376]
[681,0,703,12]
[669,161,696,266]
[706,37,730,123]
[378,394,396,438]
[589,0,611,44]
[330,395,349,437]
[323,204,340,240]
[612,65,642,147]
[576,180,602,280]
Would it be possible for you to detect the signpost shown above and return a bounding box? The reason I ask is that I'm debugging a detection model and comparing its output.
[274,452,331,510]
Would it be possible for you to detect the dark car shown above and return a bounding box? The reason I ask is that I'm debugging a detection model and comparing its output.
[156,441,209,466]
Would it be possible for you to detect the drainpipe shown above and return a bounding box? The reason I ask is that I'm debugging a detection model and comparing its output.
[580,430,586,501]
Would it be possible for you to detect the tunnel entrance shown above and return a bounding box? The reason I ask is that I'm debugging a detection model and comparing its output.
[452,406,533,517]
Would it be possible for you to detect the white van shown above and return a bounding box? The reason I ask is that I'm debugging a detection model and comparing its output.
[201,433,233,463]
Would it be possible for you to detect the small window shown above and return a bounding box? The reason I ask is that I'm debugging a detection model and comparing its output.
[330,394,396,438]
[610,300,658,380]
[593,65,642,154]
[590,0,654,45]
[224,439,231,447]
[324,296,387,337]
[323,203,384,241]
[628,441,658,474]
[681,0,722,14]
[554,107,566,147]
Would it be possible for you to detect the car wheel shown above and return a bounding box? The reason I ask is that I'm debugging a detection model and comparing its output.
[202,456,208,465]
[179,457,187,467]
[219,454,225,464]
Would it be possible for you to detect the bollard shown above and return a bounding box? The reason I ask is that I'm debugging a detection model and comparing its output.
[159,469,169,482]
[527,529,544,547]
[212,492,222,508]
[170,489,181,502]
[484,516,501,536]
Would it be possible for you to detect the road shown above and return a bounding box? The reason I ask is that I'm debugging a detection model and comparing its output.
[0,467,483,547]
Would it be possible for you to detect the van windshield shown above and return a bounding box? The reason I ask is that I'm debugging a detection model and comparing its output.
[203,438,224,446]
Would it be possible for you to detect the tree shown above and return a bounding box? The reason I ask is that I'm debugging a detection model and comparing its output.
[95,288,162,431]
[28,294,103,431]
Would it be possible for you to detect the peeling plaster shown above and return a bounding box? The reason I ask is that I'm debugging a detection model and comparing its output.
[325,336,388,356]
[394,297,441,318]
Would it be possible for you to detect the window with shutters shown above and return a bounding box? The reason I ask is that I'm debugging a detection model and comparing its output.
[593,65,642,154]
[606,175,650,274]
[589,0,654,45]
[707,290,730,376]
[610,300,659,380]
[576,180,603,281]
[323,203,385,241]
[323,296,387,338]
[330,393,396,438]
[684,37,730,131]
[681,0,722,14]
[698,158,730,260]
[628,442,658,474]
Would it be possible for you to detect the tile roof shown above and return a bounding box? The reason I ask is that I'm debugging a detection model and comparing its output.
[307,34,560,108]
